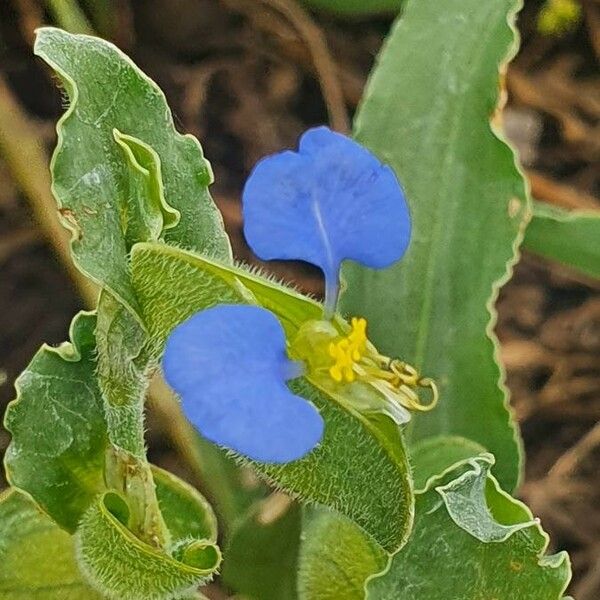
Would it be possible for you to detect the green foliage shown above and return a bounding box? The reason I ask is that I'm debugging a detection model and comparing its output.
[410,435,486,490]
[221,499,302,600]
[131,242,414,552]
[34,28,231,460]
[524,202,600,278]
[5,30,230,596]
[0,476,218,600]
[367,456,571,599]
[4,312,106,532]
[298,508,387,600]
[297,456,570,600]
[0,0,581,594]
[34,28,230,314]
[0,489,103,599]
[76,487,220,600]
[341,0,526,491]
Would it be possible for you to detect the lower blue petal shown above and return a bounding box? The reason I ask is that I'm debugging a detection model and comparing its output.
[162,304,324,463]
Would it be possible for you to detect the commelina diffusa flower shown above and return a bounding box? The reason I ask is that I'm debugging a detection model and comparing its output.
[163,126,435,464]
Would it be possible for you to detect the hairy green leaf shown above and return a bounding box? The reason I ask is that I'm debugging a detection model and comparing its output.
[367,455,571,599]
[524,201,600,278]
[152,465,218,543]
[131,242,320,340]
[131,242,414,552]
[298,507,387,600]
[34,27,230,314]
[222,498,302,600]
[341,0,527,491]
[0,489,103,599]
[3,312,107,532]
[76,483,221,600]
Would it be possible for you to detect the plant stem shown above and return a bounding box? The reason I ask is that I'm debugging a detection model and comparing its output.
[45,0,95,35]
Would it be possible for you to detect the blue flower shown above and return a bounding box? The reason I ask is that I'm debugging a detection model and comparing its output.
[163,127,415,464]
[242,126,411,315]
[163,304,324,463]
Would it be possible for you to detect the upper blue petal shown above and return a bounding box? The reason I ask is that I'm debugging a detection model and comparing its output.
[242,126,411,282]
[162,304,324,463]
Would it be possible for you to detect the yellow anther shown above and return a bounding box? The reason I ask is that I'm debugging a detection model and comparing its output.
[328,317,368,383]
[348,317,367,360]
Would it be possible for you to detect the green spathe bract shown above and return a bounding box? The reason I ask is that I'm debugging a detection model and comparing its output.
[131,241,414,552]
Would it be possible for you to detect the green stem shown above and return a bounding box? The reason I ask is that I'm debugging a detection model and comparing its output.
[105,447,171,548]
[45,0,94,35]
[81,0,115,37]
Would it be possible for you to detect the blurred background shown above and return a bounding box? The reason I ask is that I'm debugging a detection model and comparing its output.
[0,0,598,597]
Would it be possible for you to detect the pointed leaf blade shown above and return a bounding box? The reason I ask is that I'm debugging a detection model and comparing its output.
[340,0,527,491]
[523,202,600,278]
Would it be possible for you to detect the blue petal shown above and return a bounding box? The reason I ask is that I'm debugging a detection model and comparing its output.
[162,304,324,463]
[242,126,411,284]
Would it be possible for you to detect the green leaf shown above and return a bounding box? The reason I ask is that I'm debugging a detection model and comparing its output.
[34,27,231,315]
[76,479,221,600]
[0,488,103,599]
[112,129,180,248]
[410,435,486,490]
[152,465,218,542]
[221,498,302,600]
[3,312,107,532]
[131,242,414,552]
[298,507,387,600]
[341,0,527,491]
[523,201,600,278]
[367,455,571,599]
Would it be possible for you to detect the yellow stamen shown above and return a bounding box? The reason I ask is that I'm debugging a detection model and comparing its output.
[323,316,439,416]
[328,317,367,383]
